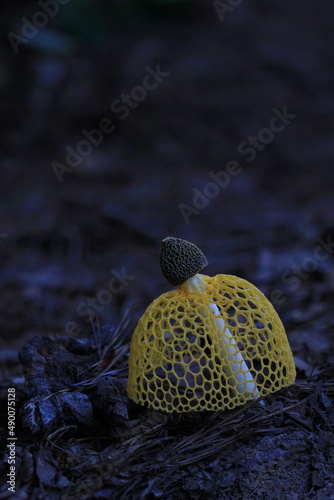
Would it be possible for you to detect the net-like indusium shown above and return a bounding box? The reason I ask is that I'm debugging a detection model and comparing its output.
[127,274,296,413]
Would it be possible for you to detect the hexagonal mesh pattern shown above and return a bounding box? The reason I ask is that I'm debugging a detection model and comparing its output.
[127,274,296,413]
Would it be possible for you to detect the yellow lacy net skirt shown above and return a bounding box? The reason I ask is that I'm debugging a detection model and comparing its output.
[127,274,296,413]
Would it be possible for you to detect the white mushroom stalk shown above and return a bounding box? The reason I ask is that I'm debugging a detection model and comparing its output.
[181,273,264,404]
[128,236,295,413]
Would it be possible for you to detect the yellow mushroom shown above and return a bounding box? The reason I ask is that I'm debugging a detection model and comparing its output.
[127,237,296,413]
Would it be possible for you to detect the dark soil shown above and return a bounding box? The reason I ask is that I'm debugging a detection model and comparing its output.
[1,1,334,499]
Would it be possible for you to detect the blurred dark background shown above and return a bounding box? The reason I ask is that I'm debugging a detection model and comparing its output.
[1,0,334,351]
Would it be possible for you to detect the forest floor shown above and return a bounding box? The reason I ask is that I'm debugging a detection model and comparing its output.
[1,1,334,499]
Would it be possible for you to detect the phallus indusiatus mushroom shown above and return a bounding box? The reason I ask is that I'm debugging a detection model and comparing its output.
[127,237,296,413]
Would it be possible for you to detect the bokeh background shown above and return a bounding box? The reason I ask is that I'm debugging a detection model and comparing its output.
[1,2,334,498]
[1,0,334,354]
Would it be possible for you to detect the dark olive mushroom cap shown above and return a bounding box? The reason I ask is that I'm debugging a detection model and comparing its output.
[160,237,208,286]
